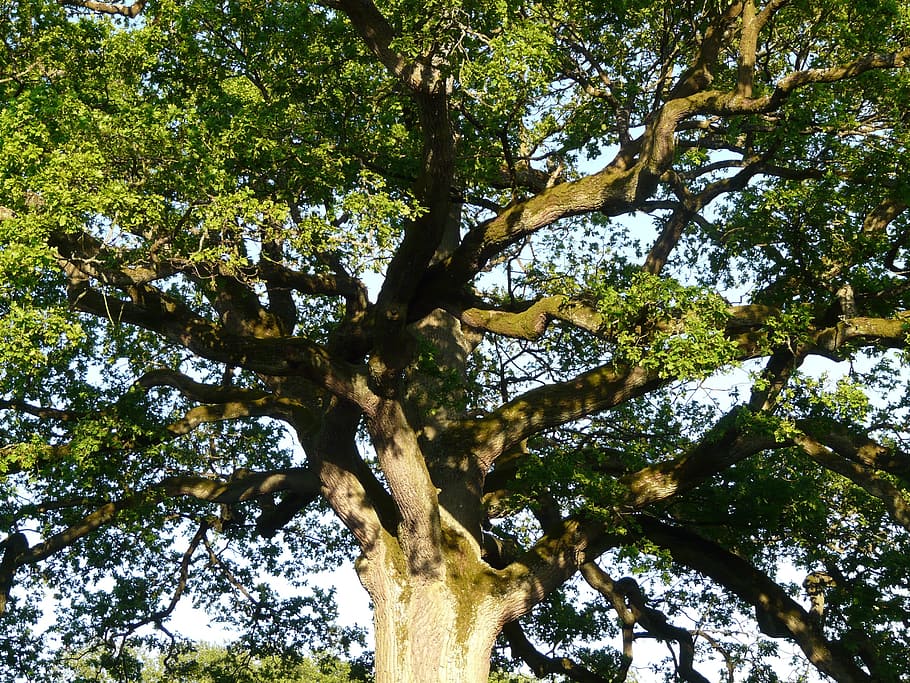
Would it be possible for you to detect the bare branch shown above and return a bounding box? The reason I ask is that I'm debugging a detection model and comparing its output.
[799,420,910,482]
[0,400,82,423]
[160,467,319,505]
[138,368,269,404]
[59,0,146,17]
[117,522,209,635]
[64,277,378,411]
[581,564,710,683]
[502,619,611,683]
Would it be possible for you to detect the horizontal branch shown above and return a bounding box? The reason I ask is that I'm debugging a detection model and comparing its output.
[459,296,777,343]
[776,47,910,94]
[160,467,319,505]
[813,313,910,354]
[0,467,320,613]
[65,278,378,412]
[459,296,605,340]
[685,46,910,119]
[0,400,81,422]
[138,368,269,404]
[59,0,146,17]
[140,369,321,436]
[52,230,175,288]
[260,261,369,311]
[799,419,910,482]
[166,398,319,435]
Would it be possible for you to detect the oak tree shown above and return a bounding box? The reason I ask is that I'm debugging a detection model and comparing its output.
[2,0,910,680]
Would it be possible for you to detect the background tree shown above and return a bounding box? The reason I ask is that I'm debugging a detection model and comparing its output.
[59,645,372,683]
[2,0,910,681]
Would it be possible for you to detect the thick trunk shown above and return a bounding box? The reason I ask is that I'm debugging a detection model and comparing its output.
[357,532,505,683]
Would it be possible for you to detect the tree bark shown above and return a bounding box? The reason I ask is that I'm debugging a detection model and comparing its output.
[356,529,505,683]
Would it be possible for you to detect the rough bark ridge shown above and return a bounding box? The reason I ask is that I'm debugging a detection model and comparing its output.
[357,528,505,683]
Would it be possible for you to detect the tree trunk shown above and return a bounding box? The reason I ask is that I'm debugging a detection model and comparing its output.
[356,531,505,683]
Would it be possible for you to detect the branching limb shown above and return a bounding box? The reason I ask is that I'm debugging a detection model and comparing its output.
[580,564,635,681]
[774,47,910,97]
[64,277,377,411]
[501,619,612,683]
[691,46,910,119]
[423,161,643,298]
[666,2,746,100]
[498,515,620,625]
[51,230,175,288]
[427,42,910,299]
[451,299,779,473]
[0,400,82,423]
[0,468,321,613]
[459,295,775,347]
[798,420,910,482]
[258,261,370,314]
[324,0,444,93]
[460,365,661,471]
[116,522,209,636]
[620,409,778,508]
[138,368,269,404]
[637,516,875,683]
[644,157,782,274]
[159,467,320,506]
[581,563,710,683]
[814,312,910,354]
[459,296,607,340]
[326,2,457,349]
[793,432,910,532]
[302,403,391,554]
